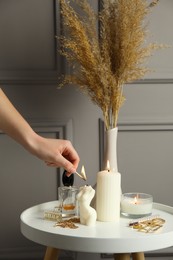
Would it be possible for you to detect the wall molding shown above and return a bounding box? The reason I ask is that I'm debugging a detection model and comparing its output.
[99,117,173,132]
[29,118,73,141]
[0,0,64,86]
[0,71,59,86]
[99,118,173,170]
[0,118,74,259]
[133,78,173,84]
[1,1,173,86]
[2,77,170,87]
[0,118,73,140]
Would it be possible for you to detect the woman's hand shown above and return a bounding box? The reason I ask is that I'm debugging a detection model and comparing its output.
[27,133,80,174]
[0,88,80,174]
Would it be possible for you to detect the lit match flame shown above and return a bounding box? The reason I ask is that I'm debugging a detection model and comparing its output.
[75,165,87,181]
[81,165,87,181]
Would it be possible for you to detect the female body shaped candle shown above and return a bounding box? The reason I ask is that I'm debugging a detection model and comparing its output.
[96,167,121,222]
[77,185,97,226]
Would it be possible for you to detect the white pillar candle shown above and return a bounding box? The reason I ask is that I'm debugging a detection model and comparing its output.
[96,169,121,222]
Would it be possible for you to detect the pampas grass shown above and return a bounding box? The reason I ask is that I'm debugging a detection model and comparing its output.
[59,0,164,129]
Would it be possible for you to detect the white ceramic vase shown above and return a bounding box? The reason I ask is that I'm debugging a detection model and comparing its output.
[92,127,121,218]
[104,127,118,172]
[96,127,121,222]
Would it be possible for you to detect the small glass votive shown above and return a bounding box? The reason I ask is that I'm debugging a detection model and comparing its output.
[58,186,79,217]
[121,193,153,218]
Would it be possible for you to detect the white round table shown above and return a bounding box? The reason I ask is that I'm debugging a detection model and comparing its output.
[20,201,173,260]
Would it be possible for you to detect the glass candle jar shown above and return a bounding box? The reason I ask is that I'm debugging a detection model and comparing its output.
[121,193,153,218]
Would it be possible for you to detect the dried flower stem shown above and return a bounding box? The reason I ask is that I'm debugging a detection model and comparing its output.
[59,0,164,129]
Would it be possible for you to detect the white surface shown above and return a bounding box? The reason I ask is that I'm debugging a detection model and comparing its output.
[20,201,173,254]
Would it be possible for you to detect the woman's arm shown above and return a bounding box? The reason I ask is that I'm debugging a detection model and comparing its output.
[0,88,79,173]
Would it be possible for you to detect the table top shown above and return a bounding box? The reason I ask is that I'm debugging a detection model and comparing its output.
[20,201,173,254]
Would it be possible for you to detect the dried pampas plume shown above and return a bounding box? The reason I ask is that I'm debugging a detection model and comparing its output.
[59,0,164,129]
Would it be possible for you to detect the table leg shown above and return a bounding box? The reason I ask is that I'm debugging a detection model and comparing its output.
[113,253,131,260]
[131,252,145,260]
[44,247,60,260]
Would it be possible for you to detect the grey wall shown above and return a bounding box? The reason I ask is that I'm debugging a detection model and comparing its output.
[0,0,173,259]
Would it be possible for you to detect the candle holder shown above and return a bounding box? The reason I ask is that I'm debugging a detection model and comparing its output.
[121,193,153,218]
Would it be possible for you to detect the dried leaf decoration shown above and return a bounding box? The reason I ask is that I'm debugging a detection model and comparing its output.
[59,0,164,129]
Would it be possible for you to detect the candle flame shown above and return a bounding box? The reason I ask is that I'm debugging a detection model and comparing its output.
[81,165,87,180]
[106,160,110,172]
[134,195,139,204]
